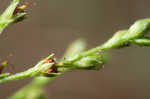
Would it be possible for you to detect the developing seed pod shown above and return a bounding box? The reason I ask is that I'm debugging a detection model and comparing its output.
[0,60,8,74]
[40,57,62,77]
[42,58,55,64]
[13,0,28,15]
[12,1,28,24]
[73,54,105,70]
[42,58,58,73]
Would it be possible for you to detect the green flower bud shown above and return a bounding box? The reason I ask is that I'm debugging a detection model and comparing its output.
[73,54,105,70]
[123,19,150,39]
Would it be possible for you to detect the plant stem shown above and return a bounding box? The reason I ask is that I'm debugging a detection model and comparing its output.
[10,77,52,99]
[0,55,54,84]
[62,19,150,64]
[1,18,150,84]
[10,39,87,99]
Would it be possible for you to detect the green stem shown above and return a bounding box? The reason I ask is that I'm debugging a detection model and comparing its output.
[62,19,150,64]
[9,39,87,99]
[1,18,150,84]
[133,37,150,46]
[0,55,54,84]
[10,77,52,99]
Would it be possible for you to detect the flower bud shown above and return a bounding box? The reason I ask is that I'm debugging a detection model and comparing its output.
[73,54,106,70]
[0,60,8,74]
[123,19,150,39]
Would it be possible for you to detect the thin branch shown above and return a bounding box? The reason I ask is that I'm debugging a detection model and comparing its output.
[1,18,150,84]
[61,19,150,65]
[10,39,87,99]
[0,55,54,83]
[1,1,150,98]
[9,18,150,99]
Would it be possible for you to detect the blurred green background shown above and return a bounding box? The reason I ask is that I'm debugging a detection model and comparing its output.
[0,0,150,99]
